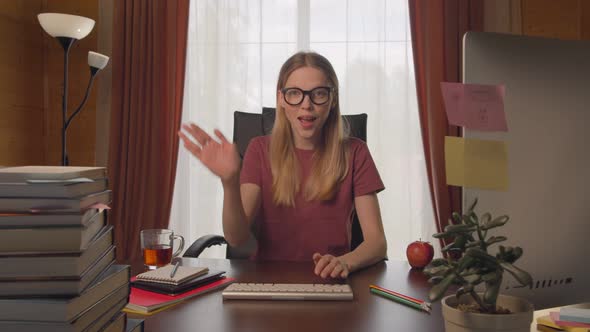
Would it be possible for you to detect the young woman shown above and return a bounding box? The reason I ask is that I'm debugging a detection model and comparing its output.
[178,51,387,279]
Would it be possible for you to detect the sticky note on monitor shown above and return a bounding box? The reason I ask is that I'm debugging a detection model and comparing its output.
[445,136,509,191]
[441,82,508,132]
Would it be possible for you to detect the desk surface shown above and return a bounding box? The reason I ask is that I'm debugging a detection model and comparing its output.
[128,258,444,332]
[127,258,583,332]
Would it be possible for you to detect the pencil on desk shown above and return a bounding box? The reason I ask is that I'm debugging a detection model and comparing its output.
[369,285,430,313]
[369,287,430,313]
[369,284,431,309]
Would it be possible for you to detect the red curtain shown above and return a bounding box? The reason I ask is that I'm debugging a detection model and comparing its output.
[109,0,190,261]
[408,0,483,248]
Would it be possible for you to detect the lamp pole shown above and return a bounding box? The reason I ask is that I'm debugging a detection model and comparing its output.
[65,67,99,146]
[57,37,76,166]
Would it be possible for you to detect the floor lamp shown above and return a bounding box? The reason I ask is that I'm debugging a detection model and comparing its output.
[38,13,110,166]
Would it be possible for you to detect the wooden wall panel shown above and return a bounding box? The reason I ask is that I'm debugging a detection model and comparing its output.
[582,0,590,40]
[483,0,522,35]
[96,0,113,167]
[485,0,590,41]
[522,0,581,40]
[0,0,45,166]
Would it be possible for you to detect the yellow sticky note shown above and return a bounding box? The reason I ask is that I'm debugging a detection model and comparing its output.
[445,137,466,186]
[445,137,508,191]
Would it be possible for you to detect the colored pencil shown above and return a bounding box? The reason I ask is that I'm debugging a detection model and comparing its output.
[370,288,430,313]
[369,284,431,308]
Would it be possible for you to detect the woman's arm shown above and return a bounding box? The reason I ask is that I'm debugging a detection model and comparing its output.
[178,123,261,247]
[222,180,261,247]
[313,193,387,278]
[343,193,387,270]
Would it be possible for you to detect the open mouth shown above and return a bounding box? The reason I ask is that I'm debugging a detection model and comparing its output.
[297,116,317,125]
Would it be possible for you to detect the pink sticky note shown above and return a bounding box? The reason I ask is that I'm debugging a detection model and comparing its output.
[441,82,508,131]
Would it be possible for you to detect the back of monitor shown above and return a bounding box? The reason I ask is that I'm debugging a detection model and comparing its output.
[462,32,590,309]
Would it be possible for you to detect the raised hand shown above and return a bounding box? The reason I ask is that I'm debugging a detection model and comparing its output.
[313,253,350,279]
[178,123,241,182]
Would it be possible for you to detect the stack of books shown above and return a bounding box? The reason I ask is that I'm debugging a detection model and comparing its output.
[125,264,235,315]
[0,166,142,332]
[536,307,590,332]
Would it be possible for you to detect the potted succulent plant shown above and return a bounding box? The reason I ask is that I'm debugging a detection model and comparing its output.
[424,198,534,332]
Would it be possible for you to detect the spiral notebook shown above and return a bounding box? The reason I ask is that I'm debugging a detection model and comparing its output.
[136,264,209,286]
[132,270,226,296]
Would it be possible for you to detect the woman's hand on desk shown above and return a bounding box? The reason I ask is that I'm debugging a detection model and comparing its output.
[179,123,241,182]
[312,253,350,279]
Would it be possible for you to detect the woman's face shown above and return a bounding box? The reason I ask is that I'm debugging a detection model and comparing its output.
[279,66,333,150]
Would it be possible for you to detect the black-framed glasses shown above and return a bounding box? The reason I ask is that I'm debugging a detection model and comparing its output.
[280,86,334,106]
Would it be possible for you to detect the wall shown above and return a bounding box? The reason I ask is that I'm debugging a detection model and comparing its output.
[0,0,101,167]
[484,0,590,40]
[0,1,46,165]
[483,0,522,35]
[96,0,113,167]
[522,0,590,40]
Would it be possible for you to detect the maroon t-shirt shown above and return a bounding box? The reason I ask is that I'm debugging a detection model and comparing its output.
[240,135,384,262]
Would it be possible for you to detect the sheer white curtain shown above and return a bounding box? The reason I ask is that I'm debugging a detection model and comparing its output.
[170,0,438,260]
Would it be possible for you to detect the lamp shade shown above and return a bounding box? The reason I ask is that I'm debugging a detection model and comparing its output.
[38,13,95,40]
[88,51,109,70]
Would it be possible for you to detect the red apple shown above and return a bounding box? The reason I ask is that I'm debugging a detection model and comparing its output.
[406,240,434,268]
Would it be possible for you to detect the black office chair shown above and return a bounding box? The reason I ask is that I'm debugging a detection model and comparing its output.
[183,108,368,258]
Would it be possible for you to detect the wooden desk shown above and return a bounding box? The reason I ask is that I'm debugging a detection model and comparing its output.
[128,258,445,332]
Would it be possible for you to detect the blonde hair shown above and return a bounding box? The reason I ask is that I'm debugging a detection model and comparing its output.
[270,51,349,207]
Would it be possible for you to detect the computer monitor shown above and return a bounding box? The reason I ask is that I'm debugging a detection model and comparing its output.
[462,31,590,309]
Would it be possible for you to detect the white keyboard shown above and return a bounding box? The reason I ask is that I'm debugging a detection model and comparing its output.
[222,283,353,301]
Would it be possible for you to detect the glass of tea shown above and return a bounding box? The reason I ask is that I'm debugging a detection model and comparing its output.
[140,229,185,269]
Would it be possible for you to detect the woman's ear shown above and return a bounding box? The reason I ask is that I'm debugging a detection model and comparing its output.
[278,90,285,108]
